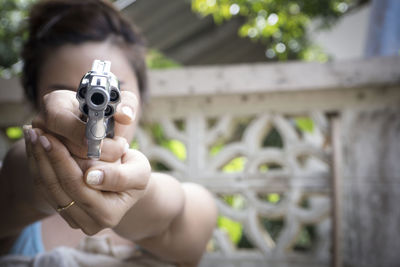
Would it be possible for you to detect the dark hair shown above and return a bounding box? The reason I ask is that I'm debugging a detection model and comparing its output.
[21,0,147,109]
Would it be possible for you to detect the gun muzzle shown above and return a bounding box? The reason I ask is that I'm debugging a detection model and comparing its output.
[76,60,121,159]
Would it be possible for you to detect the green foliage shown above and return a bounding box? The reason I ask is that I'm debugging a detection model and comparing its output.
[218,194,246,244]
[6,126,23,140]
[0,0,35,78]
[210,142,224,155]
[218,216,243,243]
[164,139,186,160]
[262,127,283,148]
[295,117,314,133]
[130,140,139,149]
[192,0,362,61]
[147,124,187,161]
[146,49,181,69]
[267,193,280,203]
[294,225,315,251]
[222,156,246,172]
[0,1,178,77]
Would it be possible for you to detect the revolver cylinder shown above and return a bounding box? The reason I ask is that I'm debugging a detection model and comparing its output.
[76,60,121,159]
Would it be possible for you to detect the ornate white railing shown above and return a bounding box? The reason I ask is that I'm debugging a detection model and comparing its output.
[137,112,331,267]
[1,56,399,266]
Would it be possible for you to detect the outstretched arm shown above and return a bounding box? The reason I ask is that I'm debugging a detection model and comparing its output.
[113,173,218,266]
[8,127,217,266]
[0,139,52,239]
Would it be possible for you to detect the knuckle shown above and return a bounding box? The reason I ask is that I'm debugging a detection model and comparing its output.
[137,153,151,190]
[32,175,43,188]
[30,148,41,161]
[103,151,120,162]
[136,173,149,191]
[47,152,66,170]
[97,210,119,228]
[99,217,117,229]
[125,149,151,190]
[45,179,62,196]
[102,138,125,161]
[117,139,126,155]
[114,170,129,189]
[59,174,81,195]
[77,199,95,211]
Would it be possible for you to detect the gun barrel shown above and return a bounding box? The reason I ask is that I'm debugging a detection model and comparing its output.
[76,60,120,159]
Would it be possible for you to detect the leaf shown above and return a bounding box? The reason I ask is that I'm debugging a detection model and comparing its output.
[165,139,186,160]
[267,193,280,203]
[295,117,314,133]
[6,126,23,140]
[218,216,243,244]
[222,156,246,173]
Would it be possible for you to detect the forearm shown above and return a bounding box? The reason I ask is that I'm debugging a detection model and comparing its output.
[113,173,217,265]
[0,140,53,239]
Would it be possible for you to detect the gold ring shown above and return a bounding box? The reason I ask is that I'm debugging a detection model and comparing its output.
[56,200,75,212]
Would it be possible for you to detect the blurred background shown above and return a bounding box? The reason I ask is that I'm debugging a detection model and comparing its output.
[1,1,399,267]
[0,0,378,76]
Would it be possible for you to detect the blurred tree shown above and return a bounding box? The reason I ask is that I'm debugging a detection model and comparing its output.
[0,0,180,78]
[192,0,369,61]
[0,0,370,77]
[0,0,35,78]
[146,49,181,69]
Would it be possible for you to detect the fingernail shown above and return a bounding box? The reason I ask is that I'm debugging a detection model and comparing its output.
[122,106,135,121]
[87,170,104,185]
[23,125,30,134]
[39,136,51,151]
[28,129,38,144]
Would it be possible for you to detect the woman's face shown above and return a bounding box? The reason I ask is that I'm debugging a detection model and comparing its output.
[37,41,140,142]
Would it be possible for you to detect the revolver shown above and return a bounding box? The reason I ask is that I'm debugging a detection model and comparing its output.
[76,60,121,159]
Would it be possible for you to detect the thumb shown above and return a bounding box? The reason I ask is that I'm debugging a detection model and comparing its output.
[84,149,150,192]
[114,91,139,125]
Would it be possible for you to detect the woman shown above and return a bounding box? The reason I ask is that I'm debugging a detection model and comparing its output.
[0,0,217,266]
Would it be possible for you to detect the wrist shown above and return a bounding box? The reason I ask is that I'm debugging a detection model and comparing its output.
[113,173,185,241]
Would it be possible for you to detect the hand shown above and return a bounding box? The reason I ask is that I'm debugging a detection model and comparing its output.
[24,126,151,235]
[32,90,139,161]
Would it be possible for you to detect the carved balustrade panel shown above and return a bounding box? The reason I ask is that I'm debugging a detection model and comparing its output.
[136,111,332,267]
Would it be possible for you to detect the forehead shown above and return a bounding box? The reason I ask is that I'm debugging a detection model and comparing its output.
[38,42,139,97]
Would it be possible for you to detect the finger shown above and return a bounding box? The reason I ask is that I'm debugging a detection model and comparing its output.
[23,125,33,155]
[114,90,139,125]
[24,125,53,213]
[58,135,127,162]
[31,130,104,233]
[23,125,39,179]
[25,126,47,192]
[38,132,100,207]
[85,149,150,192]
[59,203,103,235]
[30,128,77,209]
[30,129,117,234]
[28,128,85,228]
[32,90,86,147]
[101,136,129,162]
